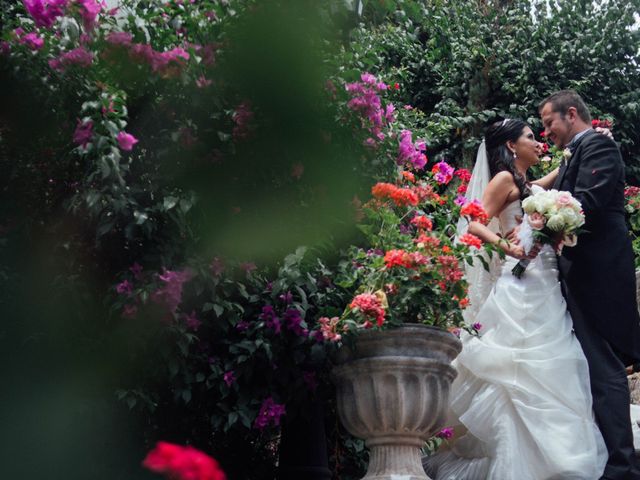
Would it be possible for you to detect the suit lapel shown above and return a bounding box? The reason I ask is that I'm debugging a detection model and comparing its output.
[554,161,568,189]
[552,129,597,190]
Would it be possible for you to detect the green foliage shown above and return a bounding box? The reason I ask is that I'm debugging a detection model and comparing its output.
[3,0,640,476]
[339,0,640,175]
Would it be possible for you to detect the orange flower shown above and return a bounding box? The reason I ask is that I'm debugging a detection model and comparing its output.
[371,182,419,207]
[402,171,416,183]
[389,188,419,206]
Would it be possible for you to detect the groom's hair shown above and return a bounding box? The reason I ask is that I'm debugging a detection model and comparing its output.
[539,90,591,123]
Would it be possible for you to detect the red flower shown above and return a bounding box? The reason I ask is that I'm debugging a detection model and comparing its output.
[458,233,483,249]
[460,200,489,224]
[411,215,433,231]
[143,442,226,480]
[384,249,428,269]
[437,255,463,283]
[592,118,612,129]
[394,82,400,90]
[540,131,546,138]
[384,249,413,268]
[454,168,471,183]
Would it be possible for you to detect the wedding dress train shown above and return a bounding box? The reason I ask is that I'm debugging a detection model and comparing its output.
[424,199,607,480]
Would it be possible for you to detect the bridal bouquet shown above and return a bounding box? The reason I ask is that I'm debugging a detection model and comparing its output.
[512,189,585,278]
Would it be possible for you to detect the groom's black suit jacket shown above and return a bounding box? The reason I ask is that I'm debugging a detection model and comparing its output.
[553,129,640,363]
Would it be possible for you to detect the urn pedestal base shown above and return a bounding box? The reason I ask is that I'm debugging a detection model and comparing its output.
[332,325,462,480]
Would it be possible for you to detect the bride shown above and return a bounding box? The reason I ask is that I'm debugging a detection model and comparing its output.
[424,119,607,479]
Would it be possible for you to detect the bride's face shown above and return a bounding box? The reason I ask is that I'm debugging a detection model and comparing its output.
[510,126,542,166]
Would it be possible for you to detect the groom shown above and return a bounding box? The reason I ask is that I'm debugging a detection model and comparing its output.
[540,90,640,479]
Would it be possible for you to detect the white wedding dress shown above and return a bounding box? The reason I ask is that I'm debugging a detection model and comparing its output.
[424,197,608,480]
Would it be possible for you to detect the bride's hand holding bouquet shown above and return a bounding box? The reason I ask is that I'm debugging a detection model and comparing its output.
[512,189,585,278]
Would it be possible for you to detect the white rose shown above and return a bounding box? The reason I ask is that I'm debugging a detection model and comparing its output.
[559,208,581,229]
[538,193,556,213]
[546,214,566,231]
[522,196,537,214]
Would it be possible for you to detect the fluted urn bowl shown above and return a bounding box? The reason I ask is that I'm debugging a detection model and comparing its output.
[332,324,462,480]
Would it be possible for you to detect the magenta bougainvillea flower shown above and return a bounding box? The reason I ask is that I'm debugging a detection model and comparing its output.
[116,279,133,295]
[184,311,202,331]
[151,269,193,315]
[253,397,286,429]
[23,0,68,28]
[72,119,94,147]
[223,370,235,387]
[105,31,133,46]
[77,0,102,30]
[259,305,280,333]
[397,129,427,169]
[116,131,139,151]
[49,46,94,71]
[431,161,455,184]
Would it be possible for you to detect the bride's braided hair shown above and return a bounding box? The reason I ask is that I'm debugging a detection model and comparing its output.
[484,119,531,199]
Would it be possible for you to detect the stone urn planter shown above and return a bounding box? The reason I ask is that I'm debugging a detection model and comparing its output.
[332,324,462,480]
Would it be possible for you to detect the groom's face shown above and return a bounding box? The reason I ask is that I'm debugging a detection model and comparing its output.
[540,103,572,148]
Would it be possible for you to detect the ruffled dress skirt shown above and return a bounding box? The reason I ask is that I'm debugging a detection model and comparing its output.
[424,246,607,480]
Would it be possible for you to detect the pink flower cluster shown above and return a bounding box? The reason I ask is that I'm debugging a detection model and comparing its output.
[105,33,193,78]
[77,0,102,30]
[345,72,395,146]
[431,161,454,184]
[72,119,94,147]
[223,370,235,387]
[183,310,201,331]
[397,130,427,169]
[232,102,254,141]
[259,305,280,333]
[13,28,44,50]
[152,269,194,315]
[117,131,138,151]
[23,0,68,29]
[49,46,94,71]
[437,255,464,284]
[253,397,286,430]
[143,442,226,480]
[349,292,385,328]
[105,31,133,46]
[318,316,342,342]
